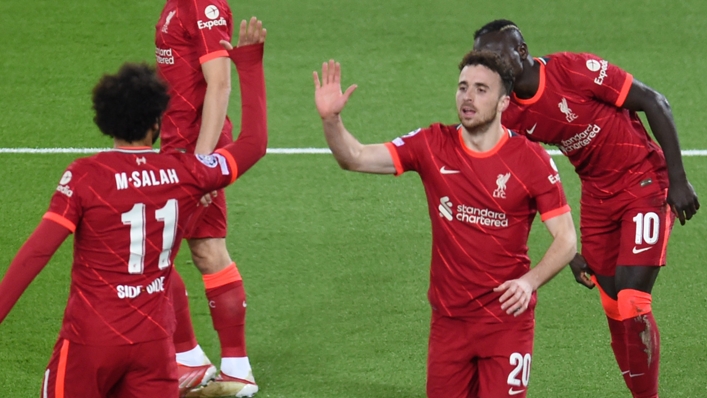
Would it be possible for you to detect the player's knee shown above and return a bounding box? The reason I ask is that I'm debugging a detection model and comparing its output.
[617,289,653,319]
[187,238,232,274]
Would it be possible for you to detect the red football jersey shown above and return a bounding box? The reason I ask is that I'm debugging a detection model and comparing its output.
[155,0,233,153]
[502,52,668,199]
[45,148,238,345]
[386,124,570,320]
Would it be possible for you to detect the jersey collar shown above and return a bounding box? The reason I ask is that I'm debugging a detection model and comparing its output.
[111,147,157,154]
[512,57,546,106]
[457,125,512,158]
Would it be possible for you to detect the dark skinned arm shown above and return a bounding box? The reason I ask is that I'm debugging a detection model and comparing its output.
[621,79,700,225]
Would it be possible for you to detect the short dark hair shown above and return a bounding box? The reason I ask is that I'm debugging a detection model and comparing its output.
[474,19,524,41]
[459,51,514,95]
[91,63,170,142]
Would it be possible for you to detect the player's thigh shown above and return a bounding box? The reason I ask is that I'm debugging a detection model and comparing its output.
[427,313,477,398]
[109,339,178,398]
[617,197,673,267]
[42,339,124,398]
[580,200,621,276]
[185,188,227,240]
[476,320,534,398]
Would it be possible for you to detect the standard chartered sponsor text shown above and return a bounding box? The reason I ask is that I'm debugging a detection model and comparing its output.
[560,124,601,153]
[456,204,508,227]
[156,47,174,65]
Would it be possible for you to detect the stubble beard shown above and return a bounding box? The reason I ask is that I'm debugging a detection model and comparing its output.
[459,108,498,136]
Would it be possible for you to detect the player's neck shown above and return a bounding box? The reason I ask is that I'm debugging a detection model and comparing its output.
[460,121,505,153]
[514,57,540,100]
[113,129,157,148]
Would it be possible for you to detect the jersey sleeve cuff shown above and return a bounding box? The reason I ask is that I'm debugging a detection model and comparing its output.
[615,73,633,108]
[228,43,264,65]
[540,204,571,222]
[43,212,76,233]
[215,148,238,184]
[199,50,229,65]
[384,142,404,176]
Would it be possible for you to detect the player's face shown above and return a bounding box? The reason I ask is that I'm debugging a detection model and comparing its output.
[473,32,525,81]
[456,65,509,132]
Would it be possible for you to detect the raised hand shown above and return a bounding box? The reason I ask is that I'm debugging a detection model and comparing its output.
[219,17,267,51]
[313,60,357,120]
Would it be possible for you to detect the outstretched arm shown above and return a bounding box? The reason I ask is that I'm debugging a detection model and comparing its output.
[216,17,268,177]
[314,60,396,174]
[495,211,576,316]
[0,219,70,324]
[622,80,700,225]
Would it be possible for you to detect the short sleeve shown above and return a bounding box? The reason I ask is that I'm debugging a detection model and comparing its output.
[186,0,233,64]
[564,52,633,108]
[524,143,570,221]
[384,127,430,176]
[44,163,85,233]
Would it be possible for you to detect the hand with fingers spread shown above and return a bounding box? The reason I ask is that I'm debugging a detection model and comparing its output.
[494,278,534,317]
[313,60,358,120]
[568,253,595,289]
[219,16,267,51]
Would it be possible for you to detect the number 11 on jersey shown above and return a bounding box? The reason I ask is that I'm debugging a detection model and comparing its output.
[121,199,178,274]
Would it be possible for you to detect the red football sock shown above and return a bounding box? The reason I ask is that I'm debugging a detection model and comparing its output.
[607,316,633,390]
[594,277,633,390]
[618,289,660,398]
[171,270,198,354]
[203,263,247,358]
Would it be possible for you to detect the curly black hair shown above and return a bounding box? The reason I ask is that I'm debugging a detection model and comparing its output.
[459,51,514,95]
[91,63,170,142]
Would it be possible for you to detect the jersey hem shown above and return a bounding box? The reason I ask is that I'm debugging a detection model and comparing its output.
[199,50,229,65]
[384,142,404,176]
[43,212,76,233]
[540,204,570,221]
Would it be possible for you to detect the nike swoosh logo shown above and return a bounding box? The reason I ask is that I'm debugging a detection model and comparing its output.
[508,388,526,396]
[440,166,460,174]
[526,123,537,135]
[632,246,652,254]
[629,372,645,378]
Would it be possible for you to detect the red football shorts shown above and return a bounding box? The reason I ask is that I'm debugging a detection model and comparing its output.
[184,188,228,239]
[581,188,674,276]
[427,312,535,398]
[41,338,177,398]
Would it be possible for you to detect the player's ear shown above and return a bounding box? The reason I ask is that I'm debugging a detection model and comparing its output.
[517,42,529,61]
[498,94,510,113]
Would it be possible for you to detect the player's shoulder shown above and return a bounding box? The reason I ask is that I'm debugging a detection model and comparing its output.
[545,51,606,72]
[505,129,549,156]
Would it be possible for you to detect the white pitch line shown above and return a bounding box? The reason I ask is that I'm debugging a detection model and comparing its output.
[0,147,706,156]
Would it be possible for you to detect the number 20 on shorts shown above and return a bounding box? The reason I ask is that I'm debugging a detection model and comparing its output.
[507,352,531,389]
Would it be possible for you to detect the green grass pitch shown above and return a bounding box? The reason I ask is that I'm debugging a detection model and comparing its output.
[1,0,706,396]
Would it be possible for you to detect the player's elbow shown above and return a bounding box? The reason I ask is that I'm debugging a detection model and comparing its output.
[253,135,268,161]
[643,87,671,115]
[209,78,231,95]
[560,228,578,263]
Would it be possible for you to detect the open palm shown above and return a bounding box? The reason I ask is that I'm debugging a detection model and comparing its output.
[313,60,357,119]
